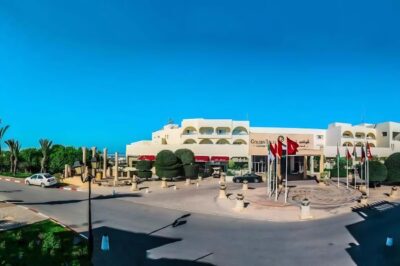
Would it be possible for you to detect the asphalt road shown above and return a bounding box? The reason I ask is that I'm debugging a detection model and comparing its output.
[1,180,400,266]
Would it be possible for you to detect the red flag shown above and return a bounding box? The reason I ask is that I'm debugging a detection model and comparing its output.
[361,144,366,163]
[366,142,373,160]
[287,137,299,155]
[277,138,284,158]
[269,142,277,158]
[346,147,352,160]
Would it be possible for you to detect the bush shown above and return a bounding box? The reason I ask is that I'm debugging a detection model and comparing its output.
[137,171,152,179]
[183,164,199,178]
[367,160,387,182]
[385,153,400,182]
[174,149,195,165]
[155,150,181,179]
[330,157,347,177]
[136,160,152,171]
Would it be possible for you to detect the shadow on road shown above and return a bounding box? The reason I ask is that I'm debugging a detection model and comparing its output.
[91,226,214,266]
[346,200,400,265]
[12,193,142,206]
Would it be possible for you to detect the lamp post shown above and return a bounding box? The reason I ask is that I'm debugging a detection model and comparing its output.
[73,154,99,261]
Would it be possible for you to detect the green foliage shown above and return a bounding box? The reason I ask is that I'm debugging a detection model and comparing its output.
[228,160,236,170]
[330,157,348,177]
[385,153,400,182]
[136,160,153,171]
[174,149,195,165]
[0,220,89,265]
[367,160,387,182]
[155,150,181,178]
[19,148,41,173]
[137,171,153,179]
[183,164,199,178]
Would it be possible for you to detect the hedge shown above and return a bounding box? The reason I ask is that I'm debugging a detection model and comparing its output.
[137,171,153,179]
[183,164,199,179]
[136,160,152,171]
[330,157,348,177]
[175,149,195,165]
[155,150,181,178]
[385,153,400,182]
[368,160,387,182]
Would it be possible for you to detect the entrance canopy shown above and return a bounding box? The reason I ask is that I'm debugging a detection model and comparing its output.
[211,156,229,162]
[138,155,156,161]
[195,156,210,162]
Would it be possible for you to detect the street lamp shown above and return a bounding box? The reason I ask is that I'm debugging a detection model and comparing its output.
[73,155,99,261]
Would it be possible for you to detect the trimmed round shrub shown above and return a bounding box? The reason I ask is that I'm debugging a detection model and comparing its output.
[368,160,387,182]
[136,160,152,171]
[385,153,400,182]
[174,149,195,165]
[137,171,152,179]
[183,164,199,179]
[155,150,181,179]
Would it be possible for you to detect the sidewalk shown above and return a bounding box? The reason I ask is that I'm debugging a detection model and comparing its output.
[0,201,47,231]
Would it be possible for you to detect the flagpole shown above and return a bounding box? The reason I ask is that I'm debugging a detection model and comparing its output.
[285,150,288,204]
[337,143,340,188]
[346,145,349,189]
[275,157,278,202]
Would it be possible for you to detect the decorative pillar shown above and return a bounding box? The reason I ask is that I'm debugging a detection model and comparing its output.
[319,155,325,174]
[303,156,308,179]
[218,184,227,199]
[103,148,107,178]
[82,147,87,166]
[242,180,248,191]
[300,199,313,220]
[235,194,245,211]
[91,147,96,177]
[161,177,168,188]
[113,152,118,186]
[131,176,138,191]
[310,156,314,175]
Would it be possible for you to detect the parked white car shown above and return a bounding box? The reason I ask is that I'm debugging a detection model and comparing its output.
[25,173,58,187]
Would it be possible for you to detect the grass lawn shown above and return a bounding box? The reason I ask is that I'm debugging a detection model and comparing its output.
[0,172,31,178]
[0,220,90,266]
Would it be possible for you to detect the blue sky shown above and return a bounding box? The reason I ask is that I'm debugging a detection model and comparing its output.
[0,0,399,152]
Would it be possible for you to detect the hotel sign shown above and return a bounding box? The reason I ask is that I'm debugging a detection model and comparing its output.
[249,133,314,155]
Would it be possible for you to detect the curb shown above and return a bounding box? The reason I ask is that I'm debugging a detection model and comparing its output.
[18,204,87,239]
[0,176,83,193]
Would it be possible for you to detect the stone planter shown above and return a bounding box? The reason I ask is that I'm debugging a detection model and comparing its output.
[360,193,368,205]
[185,178,191,186]
[242,180,248,191]
[235,193,245,211]
[161,178,168,189]
[390,186,399,199]
[218,183,227,199]
[300,198,313,220]
[220,173,226,184]
[130,177,139,191]
[359,185,367,193]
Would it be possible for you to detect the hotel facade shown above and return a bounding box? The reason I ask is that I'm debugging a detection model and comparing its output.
[126,119,400,176]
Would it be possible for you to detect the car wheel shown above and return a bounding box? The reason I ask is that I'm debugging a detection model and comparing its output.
[41,183,45,188]
[234,179,240,183]
[26,181,30,185]
[254,178,260,183]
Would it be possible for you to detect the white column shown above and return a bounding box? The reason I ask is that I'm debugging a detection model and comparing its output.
[310,156,314,175]
[103,148,107,178]
[114,152,118,186]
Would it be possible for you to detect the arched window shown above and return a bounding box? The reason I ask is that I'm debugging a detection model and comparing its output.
[182,127,197,135]
[199,139,213,144]
[216,139,229,145]
[233,139,247,145]
[232,127,248,135]
[342,131,354,138]
[183,139,197,144]
[342,142,353,147]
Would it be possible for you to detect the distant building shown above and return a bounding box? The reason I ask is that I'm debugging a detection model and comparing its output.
[126,118,400,176]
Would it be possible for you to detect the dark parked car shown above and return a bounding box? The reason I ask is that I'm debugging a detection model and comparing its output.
[233,173,262,183]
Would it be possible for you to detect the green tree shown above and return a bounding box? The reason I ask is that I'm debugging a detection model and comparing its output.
[368,160,387,183]
[385,153,400,182]
[39,139,53,173]
[19,148,41,173]
[136,160,153,179]
[330,157,348,177]
[174,149,198,178]
[4,139,20,174]
[0,124,10,171]
[155,150,181,179]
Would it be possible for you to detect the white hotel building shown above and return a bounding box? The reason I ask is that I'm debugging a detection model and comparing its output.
[126,119,400,176]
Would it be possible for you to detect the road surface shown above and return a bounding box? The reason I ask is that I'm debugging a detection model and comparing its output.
[1,180,399,266]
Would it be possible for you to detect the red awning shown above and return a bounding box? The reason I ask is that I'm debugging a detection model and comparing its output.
[210,156,229,162]
[195,156,210,162]
[138,155,156,161]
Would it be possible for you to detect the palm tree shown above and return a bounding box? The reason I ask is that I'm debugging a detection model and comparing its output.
[39,139,53,173]
[0,125,10,171]
[13,141,21,175]
[5,139,16,173]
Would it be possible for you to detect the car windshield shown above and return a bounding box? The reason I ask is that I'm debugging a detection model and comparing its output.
[43,174,53,179]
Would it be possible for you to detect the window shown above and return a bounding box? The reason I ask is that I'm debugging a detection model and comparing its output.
[382,132,387,137]
[31,175,37,180]
[37,175,43,180]
[317,135,324,139]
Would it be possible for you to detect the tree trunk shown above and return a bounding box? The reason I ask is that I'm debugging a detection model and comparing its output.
[9,155,13,173]
[41,156,46,173]
[13,158,17,175]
